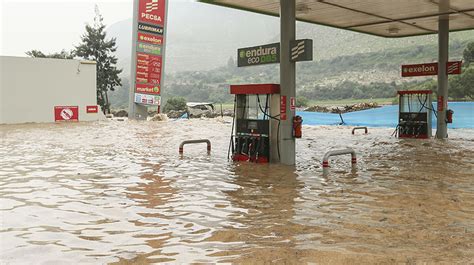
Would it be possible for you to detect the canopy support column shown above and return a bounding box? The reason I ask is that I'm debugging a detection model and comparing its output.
[278,0,296,165]
[436,1,450,139]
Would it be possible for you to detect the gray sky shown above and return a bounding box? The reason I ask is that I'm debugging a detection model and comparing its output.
[0,0,192,56]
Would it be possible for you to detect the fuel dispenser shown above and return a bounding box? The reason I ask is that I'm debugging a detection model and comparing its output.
[396,90,433,139]
[229,84,282,163]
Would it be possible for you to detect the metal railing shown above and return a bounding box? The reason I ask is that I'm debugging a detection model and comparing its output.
[322,148,357,174]
[352,127,368,135]
[179,139,211,154]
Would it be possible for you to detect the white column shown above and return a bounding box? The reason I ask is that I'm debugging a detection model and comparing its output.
[279,0,296,165]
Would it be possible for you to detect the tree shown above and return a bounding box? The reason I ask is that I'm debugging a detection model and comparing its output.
[75,5,122,114]
[296,96,309,107]
[26,49,74,59]
[163,97,187,113]
[463,41,474,66]
[450,67,474,100]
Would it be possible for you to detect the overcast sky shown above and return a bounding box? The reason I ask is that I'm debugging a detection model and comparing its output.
[0,0,192,56]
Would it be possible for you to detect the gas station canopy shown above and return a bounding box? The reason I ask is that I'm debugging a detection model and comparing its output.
[200,0,474,37]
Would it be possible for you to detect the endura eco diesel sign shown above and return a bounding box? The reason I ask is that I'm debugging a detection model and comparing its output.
[238,43,280,67]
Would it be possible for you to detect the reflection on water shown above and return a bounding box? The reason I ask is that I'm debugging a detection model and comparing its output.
[1,120,473,264]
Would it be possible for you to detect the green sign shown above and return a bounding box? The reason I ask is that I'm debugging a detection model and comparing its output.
[136,42,162,55]
[238,43,280,67]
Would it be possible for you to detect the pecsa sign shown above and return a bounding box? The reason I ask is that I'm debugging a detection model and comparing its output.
[139,0,165,24]
[402,61,462,77]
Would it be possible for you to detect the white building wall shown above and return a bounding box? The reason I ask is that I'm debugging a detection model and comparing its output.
[0,56,105,124]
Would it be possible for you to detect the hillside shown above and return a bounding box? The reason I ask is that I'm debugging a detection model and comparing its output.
[107,1,473,74]
[107,1,473,109]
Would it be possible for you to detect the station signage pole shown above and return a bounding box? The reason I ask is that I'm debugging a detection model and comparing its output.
[129,0,168,120]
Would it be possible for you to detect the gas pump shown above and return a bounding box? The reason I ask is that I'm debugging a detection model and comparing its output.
[229,84,281,163]
[396,90,433,139]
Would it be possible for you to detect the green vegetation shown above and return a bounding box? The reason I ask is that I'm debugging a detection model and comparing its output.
[25,6,122,115]
[155,41,472,107]
[296,96,309,107]
[464,42,474,66]
[102,34,473,109]
[406,47,474,101]
[163,97,187,113]
[75,7,122,114]
[25,50,74,59]
[309,97,395,106]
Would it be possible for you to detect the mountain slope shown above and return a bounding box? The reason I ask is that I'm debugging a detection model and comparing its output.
[107,0,473,75]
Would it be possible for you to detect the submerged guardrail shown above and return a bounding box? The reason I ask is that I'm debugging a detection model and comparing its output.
[352,127,368,135]
[179,139,211,154]
[322,148,357,174]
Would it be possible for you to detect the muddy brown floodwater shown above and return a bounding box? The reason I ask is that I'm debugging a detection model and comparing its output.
[1,119,473,264]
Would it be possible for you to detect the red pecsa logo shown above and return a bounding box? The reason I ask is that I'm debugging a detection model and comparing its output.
[139,0,165,24]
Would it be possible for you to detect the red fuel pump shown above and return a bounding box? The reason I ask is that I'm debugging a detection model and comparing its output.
[397,90,433,139]
[229,84,280,163]
[293,115,303,138]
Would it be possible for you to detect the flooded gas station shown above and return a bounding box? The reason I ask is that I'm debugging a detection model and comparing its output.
[1,120,474,264]
[2,0,474,264]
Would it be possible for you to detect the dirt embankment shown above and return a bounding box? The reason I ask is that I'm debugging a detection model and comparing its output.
[304,102,381,113]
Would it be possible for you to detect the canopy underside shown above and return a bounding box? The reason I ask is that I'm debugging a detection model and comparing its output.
[200,0,474,37]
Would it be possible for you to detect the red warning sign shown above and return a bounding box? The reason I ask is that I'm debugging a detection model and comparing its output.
[280,96,287,121]
[54,106,79,122]
[290,97,296,111]
[437,96,444,112]
[86,105,99,113]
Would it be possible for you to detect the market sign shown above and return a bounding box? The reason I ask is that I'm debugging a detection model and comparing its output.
[54,106,79,122]
[401,61,462,77]
[132,0,167,106]
[136,83,161,94]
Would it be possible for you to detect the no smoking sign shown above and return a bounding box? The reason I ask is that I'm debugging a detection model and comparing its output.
[54,106,79,122]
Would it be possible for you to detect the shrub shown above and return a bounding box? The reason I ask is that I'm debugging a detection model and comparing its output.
[163,97,187,113]
[296,96,310,107]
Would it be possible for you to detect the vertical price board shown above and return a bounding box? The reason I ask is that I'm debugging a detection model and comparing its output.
[132,0,168,103]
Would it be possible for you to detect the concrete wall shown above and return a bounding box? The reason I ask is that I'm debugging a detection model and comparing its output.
[0,56,105,124]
